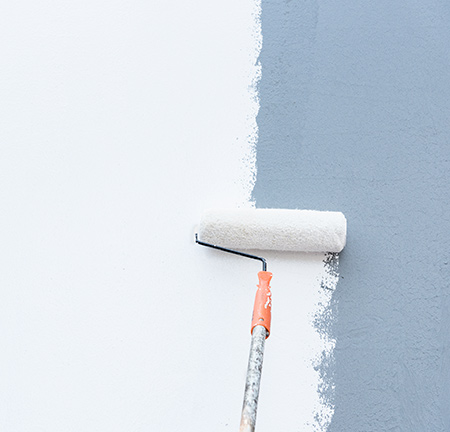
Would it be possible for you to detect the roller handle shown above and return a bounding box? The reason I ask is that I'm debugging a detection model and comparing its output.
[240,271,273,432]
[251,271,273,338]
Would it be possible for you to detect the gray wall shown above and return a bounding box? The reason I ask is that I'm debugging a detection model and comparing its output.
[253,1,450,430]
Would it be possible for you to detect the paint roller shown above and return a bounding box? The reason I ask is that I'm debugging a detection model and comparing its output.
[195,208,347,432]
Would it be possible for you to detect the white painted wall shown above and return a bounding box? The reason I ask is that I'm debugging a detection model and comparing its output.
[0,1,335,430]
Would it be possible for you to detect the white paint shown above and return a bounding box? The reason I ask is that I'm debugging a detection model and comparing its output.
[0,1,338,431]
[314,254,338,431]
[248,253,337,431]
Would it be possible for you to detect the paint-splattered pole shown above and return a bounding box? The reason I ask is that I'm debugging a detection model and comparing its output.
[239,325,267,432]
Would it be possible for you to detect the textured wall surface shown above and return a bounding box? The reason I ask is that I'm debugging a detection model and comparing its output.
[253,1,450,430]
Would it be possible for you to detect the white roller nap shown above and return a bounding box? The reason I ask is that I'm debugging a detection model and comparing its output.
[198,208,347,253]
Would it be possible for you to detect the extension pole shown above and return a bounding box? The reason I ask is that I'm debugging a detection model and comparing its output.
[239,324,267,432]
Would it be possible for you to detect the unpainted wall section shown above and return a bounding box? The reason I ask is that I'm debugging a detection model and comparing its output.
[253,1,450,430]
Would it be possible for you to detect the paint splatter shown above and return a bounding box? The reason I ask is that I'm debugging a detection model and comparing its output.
[320,252,340,291]
[311,252,340,431]
[240,0,261,207]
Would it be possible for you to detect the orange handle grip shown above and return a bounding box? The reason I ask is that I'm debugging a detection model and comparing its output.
[251,271,273,338]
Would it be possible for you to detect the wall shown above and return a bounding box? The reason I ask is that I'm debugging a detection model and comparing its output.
[0,1,335,431]
[3,1,445,431]
[0,1,260,430]
[253,0,450,430]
